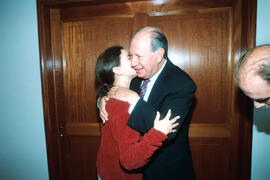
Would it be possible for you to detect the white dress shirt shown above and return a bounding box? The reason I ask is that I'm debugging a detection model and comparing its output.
[129,60,167,113]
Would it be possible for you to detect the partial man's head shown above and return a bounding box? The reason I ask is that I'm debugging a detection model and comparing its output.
[129,26,168,79]
[235,44,270,108]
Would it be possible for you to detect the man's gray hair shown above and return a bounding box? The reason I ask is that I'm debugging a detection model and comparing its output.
[132,26,168,60]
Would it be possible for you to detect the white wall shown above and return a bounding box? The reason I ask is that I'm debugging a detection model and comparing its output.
[0,0,49,179]
[251,0,270,180]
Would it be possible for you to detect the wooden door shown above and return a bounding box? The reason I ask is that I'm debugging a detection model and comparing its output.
[37,0,256,179]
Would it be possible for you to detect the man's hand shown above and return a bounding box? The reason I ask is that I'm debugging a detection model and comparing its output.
[99,96,109,124]
[153,109,180,135]
[108,86,140,105]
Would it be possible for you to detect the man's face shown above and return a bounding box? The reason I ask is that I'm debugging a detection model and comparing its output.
[129,32,159,79]
[239,74,270,108]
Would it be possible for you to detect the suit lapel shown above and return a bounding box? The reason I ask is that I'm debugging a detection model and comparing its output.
[147,60,172,104]
[130,60,174,103]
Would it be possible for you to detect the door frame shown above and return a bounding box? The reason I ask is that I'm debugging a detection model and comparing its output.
[36,0,256,179]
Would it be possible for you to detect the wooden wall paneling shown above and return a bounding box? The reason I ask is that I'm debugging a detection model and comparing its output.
[148,9,232,124]
[59,0,233,21]
[236,0,257,179]
[50,9,66,180]
[133,13,149,32]
[61,20,101,179]
[190,138,231,179]
[63,21,88,123]
[37,2,63,179]
[146,7,235,178]
[229,0,242,177]
[60,9,135,179]
[37,0,256,179]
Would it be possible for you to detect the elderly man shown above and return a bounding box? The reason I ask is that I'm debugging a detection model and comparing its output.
[100,26,196,179]
[235,44,270,108]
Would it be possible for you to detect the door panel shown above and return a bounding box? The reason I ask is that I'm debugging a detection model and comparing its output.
[37,0,255,179]
[148,8,233,179]
[149,9,232,124]
[58,13,134,179]
[191,138,231,179]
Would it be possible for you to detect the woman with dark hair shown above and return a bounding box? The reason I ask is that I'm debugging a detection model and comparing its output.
[95,46,179,180]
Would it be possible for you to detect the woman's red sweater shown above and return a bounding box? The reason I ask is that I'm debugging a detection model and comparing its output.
[96,98,167,180]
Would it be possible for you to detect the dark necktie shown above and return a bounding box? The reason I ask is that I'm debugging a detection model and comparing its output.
[140,79,150,98]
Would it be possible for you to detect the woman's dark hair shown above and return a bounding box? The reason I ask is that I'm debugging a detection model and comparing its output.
[95,46,123,97]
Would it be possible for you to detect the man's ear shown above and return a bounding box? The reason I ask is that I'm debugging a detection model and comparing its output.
[112,66,122,75]
[156,48,165,63]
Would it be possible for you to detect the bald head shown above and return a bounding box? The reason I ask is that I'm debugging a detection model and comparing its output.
[236,44,270,84]
[235,44,270,108]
